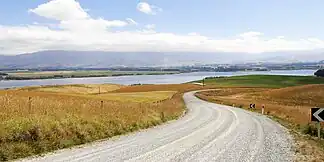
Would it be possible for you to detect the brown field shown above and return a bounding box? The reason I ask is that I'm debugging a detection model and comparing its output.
[112,84,212,93]
[196,85,324,124]
[18,84,124,94]
[246,84,324,107]
[0,84,192,161]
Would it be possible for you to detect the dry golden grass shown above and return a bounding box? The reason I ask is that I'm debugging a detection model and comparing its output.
[113,84,211,93]
[19,84,124,94]
[195,86,321,124]
[97,91,176,103]
[0,84,185,161]
[247,84,324,107]
[18,84,176,103]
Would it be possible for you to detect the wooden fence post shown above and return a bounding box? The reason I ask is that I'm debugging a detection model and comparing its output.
[318,122,321,138]
[101,101,103,109]
[28,97,32,112]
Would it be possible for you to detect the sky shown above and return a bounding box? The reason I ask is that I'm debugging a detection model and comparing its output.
[1,0,324,55]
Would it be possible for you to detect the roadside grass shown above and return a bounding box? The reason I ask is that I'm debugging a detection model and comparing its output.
[199,75,324,88]
[0,84,186,161]
[195,85,324,161]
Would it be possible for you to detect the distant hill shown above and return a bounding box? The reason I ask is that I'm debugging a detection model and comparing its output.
[0,51,247,69]
[0,51,323,69]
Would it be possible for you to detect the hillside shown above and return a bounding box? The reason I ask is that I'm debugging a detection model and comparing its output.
[0,51,245,69]
[0,51,324,69]
[248,84,324,106]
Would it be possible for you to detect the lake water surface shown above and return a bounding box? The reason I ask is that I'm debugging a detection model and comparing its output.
[0,70,316,89]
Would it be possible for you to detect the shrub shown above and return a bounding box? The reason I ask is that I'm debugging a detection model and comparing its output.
[315,69,324,77]
[300,123,324,138]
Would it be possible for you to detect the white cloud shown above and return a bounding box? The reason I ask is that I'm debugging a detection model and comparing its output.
[29,0,130,32]
[29,0,88,21]
[1,0,324,55]
[126,18,138,25]
[137,2,162,15]
[145,24,155,30]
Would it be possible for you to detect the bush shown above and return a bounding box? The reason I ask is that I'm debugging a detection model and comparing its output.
[315,69,324,77]
[300,123,324,138]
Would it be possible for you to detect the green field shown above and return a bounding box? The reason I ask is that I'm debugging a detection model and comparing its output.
[198,75,324,88]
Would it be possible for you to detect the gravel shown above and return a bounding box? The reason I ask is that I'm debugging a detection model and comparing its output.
[20,91,294,162]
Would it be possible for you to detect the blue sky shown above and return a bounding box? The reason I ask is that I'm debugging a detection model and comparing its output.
[0,0,324,55]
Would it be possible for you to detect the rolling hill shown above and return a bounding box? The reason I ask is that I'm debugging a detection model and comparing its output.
[0,50,323,69]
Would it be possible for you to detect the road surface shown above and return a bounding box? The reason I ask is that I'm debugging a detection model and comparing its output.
[21,91,293,162]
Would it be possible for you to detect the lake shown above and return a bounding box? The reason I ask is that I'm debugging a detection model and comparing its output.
[0,70,316,89]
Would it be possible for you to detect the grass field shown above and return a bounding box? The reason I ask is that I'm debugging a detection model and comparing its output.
[19,84,124,94]
[0,84,190,161]
[199,75,324,88]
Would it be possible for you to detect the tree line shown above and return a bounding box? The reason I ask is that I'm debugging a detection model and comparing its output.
[315,69,324,77]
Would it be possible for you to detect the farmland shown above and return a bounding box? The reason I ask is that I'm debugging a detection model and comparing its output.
[3,70,180,80]
[0,84,200,161]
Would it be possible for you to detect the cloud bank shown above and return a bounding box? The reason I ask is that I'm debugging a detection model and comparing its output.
[0,0,324,55]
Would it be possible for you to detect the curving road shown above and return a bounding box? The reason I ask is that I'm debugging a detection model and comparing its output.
[21,91,293,162]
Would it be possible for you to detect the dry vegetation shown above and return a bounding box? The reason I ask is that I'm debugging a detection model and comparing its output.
[112,84,211,93]
[197,85,324,124]
[0,84,191,161]
[18,84,124,94]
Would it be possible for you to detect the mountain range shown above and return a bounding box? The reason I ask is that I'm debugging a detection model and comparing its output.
[0,51,323,69]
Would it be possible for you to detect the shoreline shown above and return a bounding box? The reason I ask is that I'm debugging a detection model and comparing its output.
[1,72,180,81]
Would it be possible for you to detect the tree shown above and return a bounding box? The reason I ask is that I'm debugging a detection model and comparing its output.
[0,72,8,76]
[314,69,324,77]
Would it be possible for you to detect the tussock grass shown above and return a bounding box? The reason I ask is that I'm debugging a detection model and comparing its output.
[0,86,184,161]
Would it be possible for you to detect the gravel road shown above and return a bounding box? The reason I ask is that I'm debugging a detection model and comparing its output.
[21,91,293,162]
